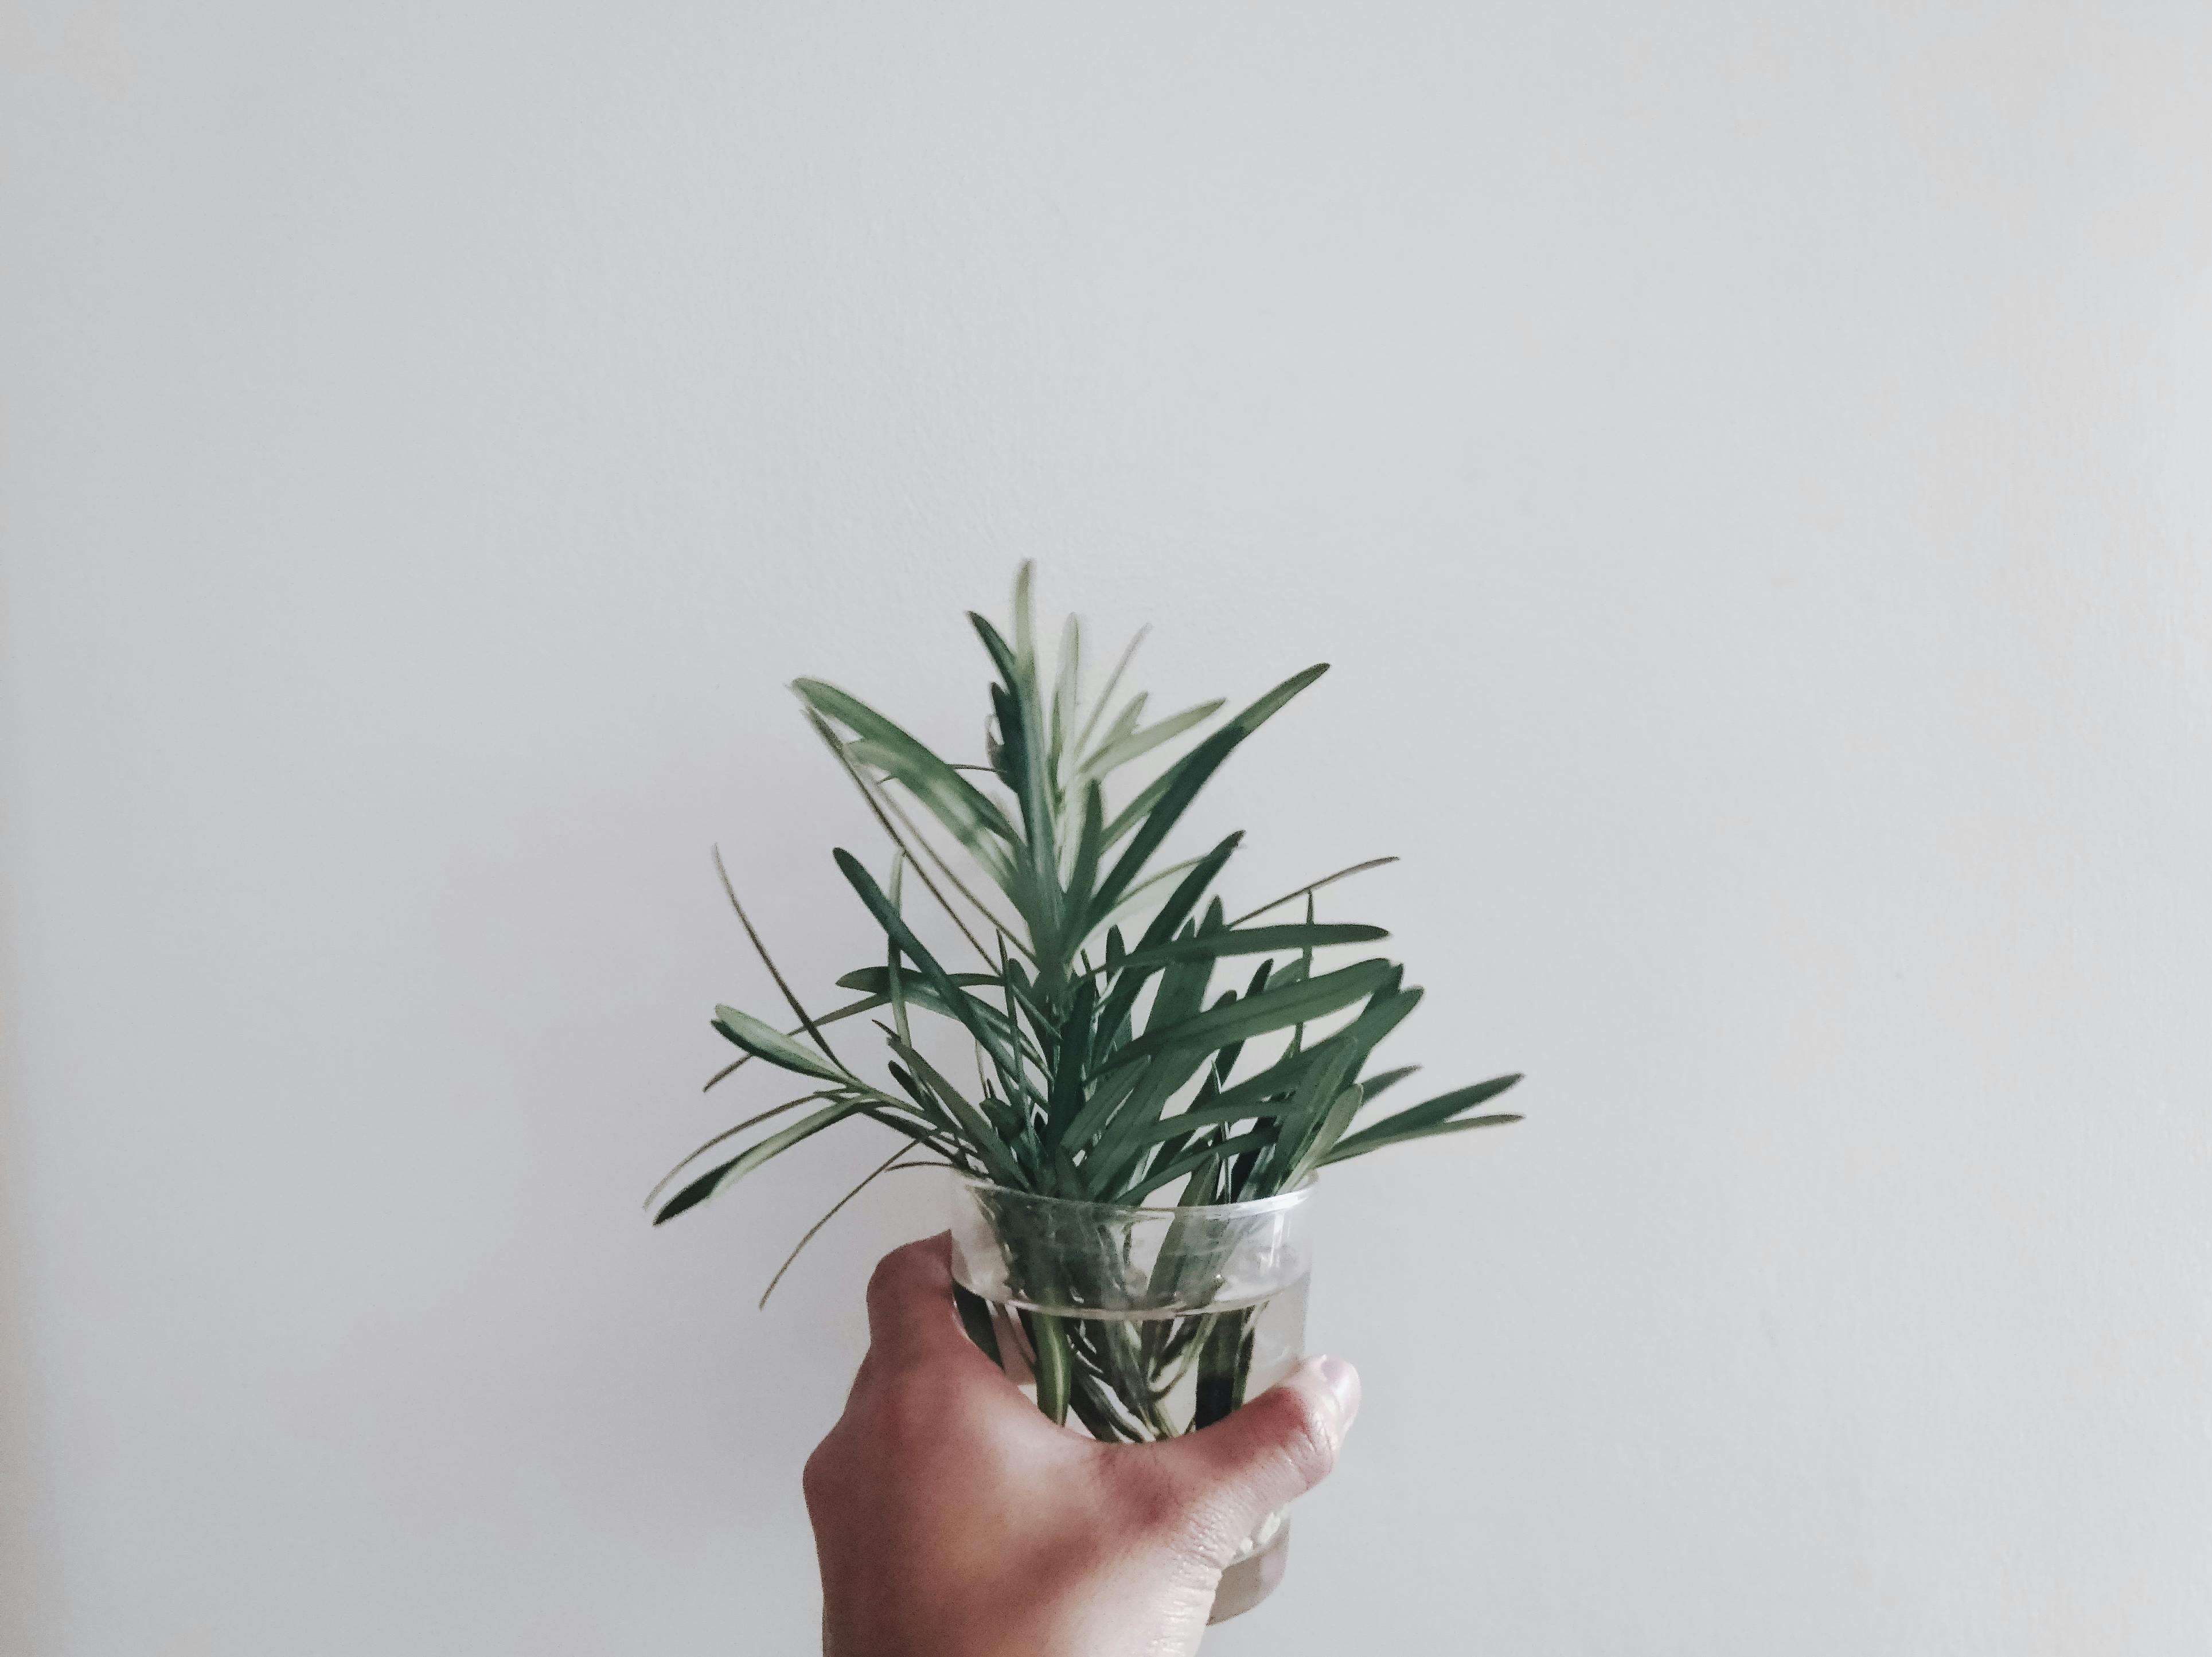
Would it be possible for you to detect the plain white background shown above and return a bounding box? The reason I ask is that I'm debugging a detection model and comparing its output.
[5,3,2210,1652]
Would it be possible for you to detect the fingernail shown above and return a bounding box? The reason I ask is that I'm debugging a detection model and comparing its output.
[1315,1354,1361,1436]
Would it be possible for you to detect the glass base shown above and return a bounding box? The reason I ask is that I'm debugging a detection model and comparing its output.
[1209,1521,1290,1624]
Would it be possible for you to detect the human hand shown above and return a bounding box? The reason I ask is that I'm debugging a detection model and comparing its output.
[802,1234,1361,1657]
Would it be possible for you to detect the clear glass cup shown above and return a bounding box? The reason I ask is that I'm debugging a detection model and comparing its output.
[948,1176,1316,1623]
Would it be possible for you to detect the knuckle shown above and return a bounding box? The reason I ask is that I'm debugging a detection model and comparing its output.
[848,1364,960,1453]
[1259,1386,1339,1488]
[875,1377,945,1444]
[864,1238,941,1312]
[1107,1453,1197,1539]
[1159,1473,1254,1566]
[864,1245,918,1306]
[799,1436,841,1514]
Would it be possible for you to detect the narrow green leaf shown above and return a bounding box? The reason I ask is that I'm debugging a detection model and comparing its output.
[1078,698,1225,781]
[796,677,1020,851]
[643,1088,842,1212]
[1050,612,1080,787]
[1355,1064,1421,1102]
[1331,978,1421,1057]
[1098,921,1388,978]
[1072,626,1148,761]
[1192,1034,1328,1123]
[1267,1042,1363,1186]
[1097,690,1148,756]
[1285,1083,1366,1187]
[855,1100,970,1166]
[1084,854,1203,942]
[1140,918,1219,1050]
[1060,783,1106,951]
[833,849,1016,1078]
[1228,856,1401,928]
[1122,1092,1304,1148]
[758,1145,942,1308]
[801,708,1002,965]
[1121,1128,1274,1204]
[711,1005,851,1083]
[703,991,924,1093]
[835,967,1000,991]
[653,1097,868,1224]
[974,615,1062,957]
[1051,1038,1160,1154]
[1083,1035,1214,1194]
[890,1034,1025,1186]
[1329,1073,1524,1160]
[711,845,848,1072]
[971,612,1022,697]
[1096,958,1395,1076]
[1122,835,1239,958]
[1132,1070,1223,1186]
[1209,958,1273,1086]
[1092,833,1242,1050]
[1045,976,1097,1135]
[1320,1112,1523,1164]
[1097,663,1329,859]
[826,969,1032,1056]
[1011,561,1036,673]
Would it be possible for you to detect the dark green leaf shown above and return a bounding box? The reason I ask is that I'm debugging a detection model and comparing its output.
[1091,664,1329,915]
[1123,1091,1303,1148]
[834,968,1001,991]
[1097,663,1328,861]
[1050,1055,1146,1156]
[1121,1128,1274,1204]
[1096,958,1395,1076]
[1320,1112,1523,1164]
[1285,1083,1366,1188]
[1355,1064,1421,1102]
[833,849,1016,1078]
[1265,1042,1363,1189]
[1100,922,1387,978]
[643,1088,842,1213]
[1060,784,1106,952]
[1329,1073,1524,1160]
[1092,833,1242,1049]
[711,1005,849,1083]
[797,677,1019,854]
[887,1033,1026,1186]
[826,969,1032,1055]
[653,1097,868,1223]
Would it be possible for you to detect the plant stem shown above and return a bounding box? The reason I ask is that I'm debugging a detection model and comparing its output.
[954,1285,1001,1366]
[1028,1310,1072,1425]
[1192,1306,1254,1429]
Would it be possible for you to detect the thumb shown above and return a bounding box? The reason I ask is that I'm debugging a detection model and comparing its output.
[1147,1356,1361,1554]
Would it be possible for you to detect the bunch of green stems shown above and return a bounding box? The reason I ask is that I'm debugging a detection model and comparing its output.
[649,567,1521,1431]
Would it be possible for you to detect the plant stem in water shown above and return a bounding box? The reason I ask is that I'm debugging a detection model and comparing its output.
[1192,1306,1254,1429]
[954,1285,1001,1366]
[1027,1310,1072,1425]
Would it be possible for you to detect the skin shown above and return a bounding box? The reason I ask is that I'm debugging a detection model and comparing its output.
[803,1234,1361,1657]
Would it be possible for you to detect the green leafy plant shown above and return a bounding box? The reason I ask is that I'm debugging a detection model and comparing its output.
[649,565,1522,1425]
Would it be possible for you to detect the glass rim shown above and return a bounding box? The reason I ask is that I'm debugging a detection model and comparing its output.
[954,1173,1315,1220]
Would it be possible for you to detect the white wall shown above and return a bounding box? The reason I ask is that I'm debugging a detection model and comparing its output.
[5,3,2210,1652]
